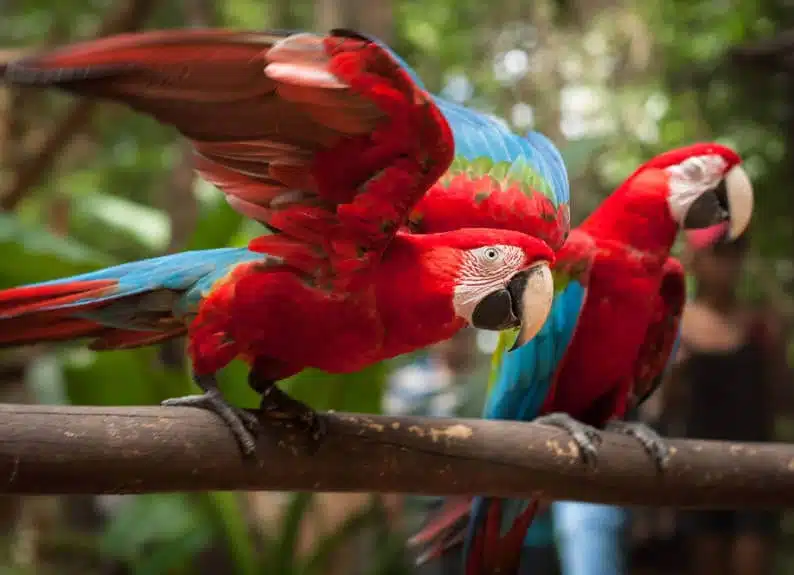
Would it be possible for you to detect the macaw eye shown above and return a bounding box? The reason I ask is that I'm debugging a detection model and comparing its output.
[483,247,500,261]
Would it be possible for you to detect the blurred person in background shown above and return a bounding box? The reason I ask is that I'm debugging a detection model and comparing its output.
[661,232,793,575]
[552,476,630,575]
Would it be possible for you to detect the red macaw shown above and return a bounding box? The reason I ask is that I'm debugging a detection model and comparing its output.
[0,29,571,456]
[409,143,755,574]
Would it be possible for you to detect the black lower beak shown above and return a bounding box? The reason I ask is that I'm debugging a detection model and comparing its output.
[470,271,528,331]
[683,182,730,231]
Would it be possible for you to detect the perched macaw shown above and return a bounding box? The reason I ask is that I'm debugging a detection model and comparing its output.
[409,143,755,574]
[0,28,571,456]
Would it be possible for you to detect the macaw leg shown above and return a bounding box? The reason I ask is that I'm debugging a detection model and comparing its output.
[604,419,671,471]
[248,372,328,448]
[161,374,261,457]
[532,412,602,468]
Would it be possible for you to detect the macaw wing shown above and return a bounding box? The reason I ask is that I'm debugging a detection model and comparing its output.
[485,229,594,422]
[631,256,686,408]
[0,248,266,350]
[407,97,571,251]
[5,28,454,291]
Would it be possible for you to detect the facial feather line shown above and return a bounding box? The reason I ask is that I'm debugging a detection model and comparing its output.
[452,245,525,323]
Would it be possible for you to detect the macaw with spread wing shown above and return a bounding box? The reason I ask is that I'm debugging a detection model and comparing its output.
[0,28,571,456]
[409,143,755,574]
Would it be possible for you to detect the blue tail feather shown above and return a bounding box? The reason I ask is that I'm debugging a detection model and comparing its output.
[19,247,268,315]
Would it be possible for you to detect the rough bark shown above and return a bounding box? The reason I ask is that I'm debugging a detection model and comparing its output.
[0,404,791,508]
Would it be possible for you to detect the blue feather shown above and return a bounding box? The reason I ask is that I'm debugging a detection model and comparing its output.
[366,32,570,214]
[463,281,586,556]
[432,96,570,212]
[485,281,585,422]
[18,248,269,318]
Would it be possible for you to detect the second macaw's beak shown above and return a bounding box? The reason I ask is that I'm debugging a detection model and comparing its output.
[682,164,754,249]
[470,262,554,351]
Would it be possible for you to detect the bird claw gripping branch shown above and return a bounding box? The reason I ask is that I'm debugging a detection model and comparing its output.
[411,143,754,574]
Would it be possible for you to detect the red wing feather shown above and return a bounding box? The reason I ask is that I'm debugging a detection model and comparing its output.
[6,29,455,291]
[411,176,568,251]
[632,257,686,406]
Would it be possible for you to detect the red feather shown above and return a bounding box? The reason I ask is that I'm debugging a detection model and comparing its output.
[8,29,455,292]
[410,176,568,251]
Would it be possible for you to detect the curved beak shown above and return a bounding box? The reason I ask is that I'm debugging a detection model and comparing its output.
[682,164,754,249]
[470,261,554,350]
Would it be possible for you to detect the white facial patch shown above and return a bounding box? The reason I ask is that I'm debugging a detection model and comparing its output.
[665,154,728,224]
[453,245,525,323]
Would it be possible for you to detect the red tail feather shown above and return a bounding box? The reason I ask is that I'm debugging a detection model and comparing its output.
[0,280,116,318]
[462,498,543,575]
[408,497,472,547]
[0,280,117,347]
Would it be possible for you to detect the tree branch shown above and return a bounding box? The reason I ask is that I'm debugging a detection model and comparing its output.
[0,404,792,507]
[0,0,157,211]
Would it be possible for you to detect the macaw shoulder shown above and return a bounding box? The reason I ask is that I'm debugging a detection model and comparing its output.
[584,234,670,290]
[195,262,386,374]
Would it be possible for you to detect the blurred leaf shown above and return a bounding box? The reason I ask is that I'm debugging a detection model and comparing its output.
[216,359,262,408]
[201,492,258,575]
[272,492,314,574]
[99,494,213,575]
[62,347,191,407]
[186,183,246,251]
[281,361,388,414]
[299,500,377,575]
[558,137,606,180]
[0,213,116,287]
[69,192,171,259]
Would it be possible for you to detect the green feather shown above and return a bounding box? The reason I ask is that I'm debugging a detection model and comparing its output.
[487,330,513,396]
[446,156,557,207]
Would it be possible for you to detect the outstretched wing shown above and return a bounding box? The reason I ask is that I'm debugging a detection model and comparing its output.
[4,28,454,291]
[407,98,571,251]
[631,256,686,408]
[333,34,571,251]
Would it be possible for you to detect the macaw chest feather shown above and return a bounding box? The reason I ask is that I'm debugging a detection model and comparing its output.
[189,266,462,375]
[548,251,666,419]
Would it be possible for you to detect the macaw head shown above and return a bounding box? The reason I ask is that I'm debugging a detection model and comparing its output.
[591,143,754,253]
[415,228,555,351]
[645,143,753,248]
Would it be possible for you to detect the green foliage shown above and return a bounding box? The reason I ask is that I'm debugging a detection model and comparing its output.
[99,494,214,575]
[1,0,793,573]
[0,213,116,287]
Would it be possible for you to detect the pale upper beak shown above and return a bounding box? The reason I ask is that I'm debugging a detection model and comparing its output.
[505,262,554,352]
[680,164,754,247]
[469,261,554,352]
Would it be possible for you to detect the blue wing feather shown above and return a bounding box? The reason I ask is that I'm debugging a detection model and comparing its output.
[16,248,268,317]
[485,281,585,422]
[433,96,570,212]
[373,34,569,212]
[463,281,586,552]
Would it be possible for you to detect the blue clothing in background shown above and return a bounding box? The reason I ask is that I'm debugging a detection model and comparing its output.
[552,501,629,575]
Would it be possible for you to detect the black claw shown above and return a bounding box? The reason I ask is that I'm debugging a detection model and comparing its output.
[254,376,327,452]
[534,412,603,469]
[162,384,260,457]
[605,420,671,471]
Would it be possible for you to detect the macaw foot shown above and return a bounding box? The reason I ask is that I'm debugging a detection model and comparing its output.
[533,412,602,468]
[249,374,327,453]
[605,419,671,471]
[161,374,261,457]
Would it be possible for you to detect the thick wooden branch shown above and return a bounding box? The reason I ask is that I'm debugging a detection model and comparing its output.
[0,404,792,507]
